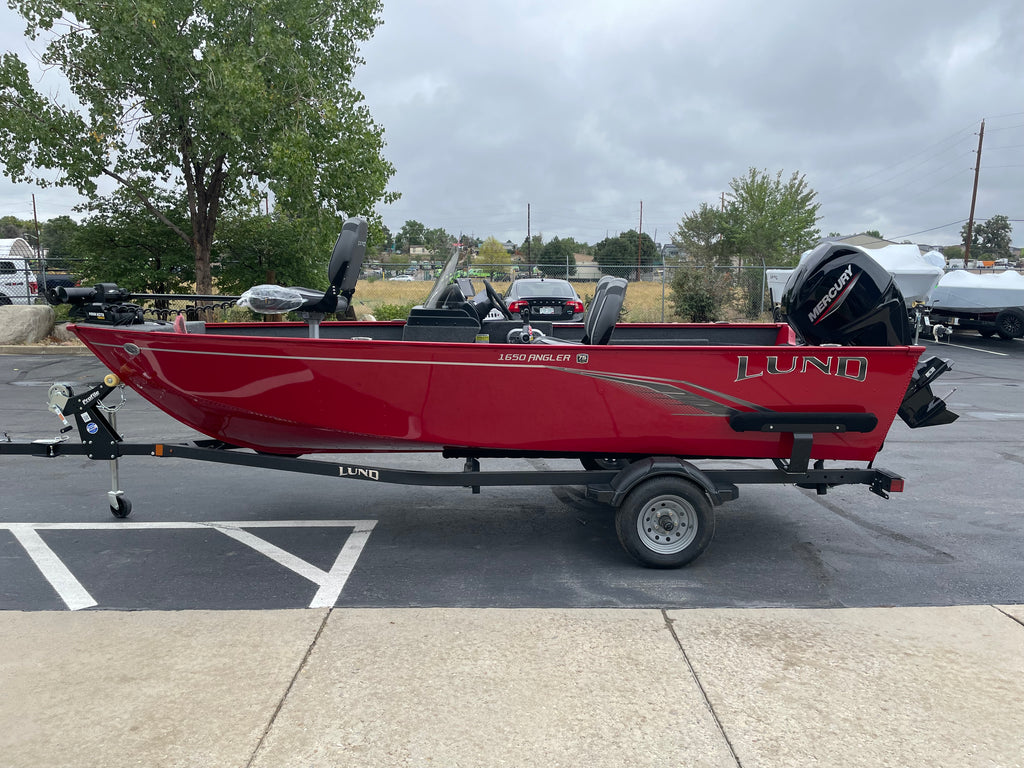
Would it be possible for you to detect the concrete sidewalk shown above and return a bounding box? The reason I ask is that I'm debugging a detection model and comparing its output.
[1,606,1022,768]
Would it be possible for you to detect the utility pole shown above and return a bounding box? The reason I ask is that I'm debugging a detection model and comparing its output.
[32,194,45,293]
[527,203,531,263]
[31,195,42,260]
[637,200,643,280]
[963,119,985,267]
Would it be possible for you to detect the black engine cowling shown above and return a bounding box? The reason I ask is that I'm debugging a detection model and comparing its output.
[781,243,957,428]
[781,243,911,346]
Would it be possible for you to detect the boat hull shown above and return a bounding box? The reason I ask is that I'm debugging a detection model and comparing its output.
[70,322,925,461]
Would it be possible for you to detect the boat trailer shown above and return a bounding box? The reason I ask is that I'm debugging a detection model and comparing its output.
[1,375,906,568]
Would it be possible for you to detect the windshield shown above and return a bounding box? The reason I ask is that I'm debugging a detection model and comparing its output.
[514,281,575,298]
[422,246,463,308]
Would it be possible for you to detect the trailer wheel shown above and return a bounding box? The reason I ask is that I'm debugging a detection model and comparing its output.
[615,477,714,568]
[995,309,1024,340]
[110,496,132,518]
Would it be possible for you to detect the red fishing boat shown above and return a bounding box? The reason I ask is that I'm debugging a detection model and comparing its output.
[65,223,954,459]
[5,220,958,567]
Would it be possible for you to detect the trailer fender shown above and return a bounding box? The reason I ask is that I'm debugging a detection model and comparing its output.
[597,457,736,508]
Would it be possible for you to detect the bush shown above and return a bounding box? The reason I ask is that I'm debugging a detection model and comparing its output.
[373,302,417,320]
[669,266,732,322]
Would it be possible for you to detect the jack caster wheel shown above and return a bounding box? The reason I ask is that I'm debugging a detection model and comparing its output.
[110,496,132,519]
[615,476,714,568]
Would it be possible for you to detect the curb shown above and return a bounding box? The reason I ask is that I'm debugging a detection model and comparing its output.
[0,345,91,356]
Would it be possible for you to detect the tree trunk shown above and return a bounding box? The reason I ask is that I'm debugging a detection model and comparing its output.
[194,239,213,295]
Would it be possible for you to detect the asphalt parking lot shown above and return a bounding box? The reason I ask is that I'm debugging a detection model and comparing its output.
[1,335,1022,611]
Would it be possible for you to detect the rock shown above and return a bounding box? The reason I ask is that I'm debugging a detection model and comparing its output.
[0,305,56,345]
[50,323,80,343]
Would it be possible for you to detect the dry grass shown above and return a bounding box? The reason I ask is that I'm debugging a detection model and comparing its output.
[350,279,686,322]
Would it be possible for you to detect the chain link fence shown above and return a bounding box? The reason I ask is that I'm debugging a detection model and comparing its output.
[351,262,779,323]
[4,252,782,324]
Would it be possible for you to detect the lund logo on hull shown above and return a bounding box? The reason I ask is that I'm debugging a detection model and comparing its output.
[340,467,380,480]
[736,355,868,382]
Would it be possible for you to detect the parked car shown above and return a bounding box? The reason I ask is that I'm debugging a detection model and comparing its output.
[0,239,38,305]
[388,274,415,281]
[503,278,585,321]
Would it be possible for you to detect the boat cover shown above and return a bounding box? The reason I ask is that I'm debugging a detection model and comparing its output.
[928,269,1024,311]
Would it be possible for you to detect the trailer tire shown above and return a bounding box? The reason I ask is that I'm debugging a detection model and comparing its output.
[995,309,1024,340]
[615,476,714,568]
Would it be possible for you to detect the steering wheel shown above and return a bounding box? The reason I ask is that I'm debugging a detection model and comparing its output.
[484,280,513,320]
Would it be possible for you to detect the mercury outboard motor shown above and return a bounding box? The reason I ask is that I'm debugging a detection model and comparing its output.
[782,243,911,346]
[781,243,957,429]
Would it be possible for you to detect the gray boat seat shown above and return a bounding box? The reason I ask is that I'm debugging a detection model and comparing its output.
[532,275,626,346]
[238,216,368,337]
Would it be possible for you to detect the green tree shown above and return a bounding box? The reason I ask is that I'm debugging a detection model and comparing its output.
[0,216,32,239]
[561,237,592,257]
[424,227,454,258]
[520,233,544,262]
[214,214,326,296]
[864,229,883,239]
[397,220,427,252]
[969,214,1013,259]
[942,245,964,263]
[672,203,730,266]
[537,236,576,277]
[73,191,194,293]
[724,168,821,267]
[39,215,79,269]
[593,230,657,279]
[669,267,733,322]
[0,0,395,294]
[476,236,512,274]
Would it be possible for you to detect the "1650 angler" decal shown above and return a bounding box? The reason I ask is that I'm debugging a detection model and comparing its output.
[736,355,868,382]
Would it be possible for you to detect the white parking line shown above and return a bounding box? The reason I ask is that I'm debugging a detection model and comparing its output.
[2,520,377,610]
[7,524,99,611]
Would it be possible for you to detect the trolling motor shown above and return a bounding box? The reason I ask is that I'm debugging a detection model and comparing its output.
[55,283,144,326]
[781,243,958,429]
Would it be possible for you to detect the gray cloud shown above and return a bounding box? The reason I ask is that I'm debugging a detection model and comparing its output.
[3,0,1021,250]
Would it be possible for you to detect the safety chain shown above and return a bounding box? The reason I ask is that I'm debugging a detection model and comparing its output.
[96,384,128,414]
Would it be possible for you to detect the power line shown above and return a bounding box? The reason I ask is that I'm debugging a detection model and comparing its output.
[892,219,967,239]
[817,120,978,197]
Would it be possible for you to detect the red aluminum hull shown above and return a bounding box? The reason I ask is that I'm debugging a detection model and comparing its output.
[70,322,925,461]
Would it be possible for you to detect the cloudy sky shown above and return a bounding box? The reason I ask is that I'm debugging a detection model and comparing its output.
[2,0,1022,249]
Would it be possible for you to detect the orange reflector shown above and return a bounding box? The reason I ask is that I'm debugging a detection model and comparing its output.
[889,478,904,493]
[155,444,164,456]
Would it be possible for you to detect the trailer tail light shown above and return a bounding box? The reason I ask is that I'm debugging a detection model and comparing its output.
[30,281,38,294]
[870,469,904,498]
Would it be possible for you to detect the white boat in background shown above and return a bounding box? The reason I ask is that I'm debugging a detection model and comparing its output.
[768,244,944,306]
[928,269,1024,312]
[853,243,945,303]
[926,269,1024,340]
